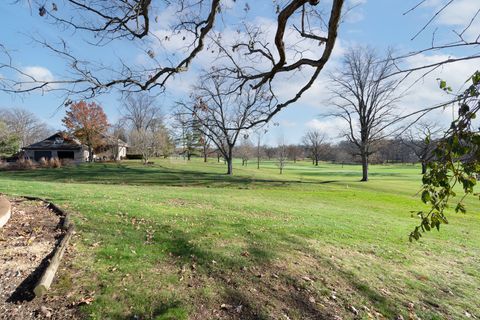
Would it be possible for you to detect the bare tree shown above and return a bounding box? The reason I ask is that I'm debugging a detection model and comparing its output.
[328,47,402,181]
[121,93,161,132]
[237,138,255,167]
[392,1,480,80]
[0,108,51,148]
[302,130,326,166]
[199,135,211,163]
[177,70,272,175]
[403,122,443,174]
[1,1,344,130]
[286,145,302,163]
[276,136,288,175]
[130,129,155,164]
[109,118,128,161]
[253,128,267,169]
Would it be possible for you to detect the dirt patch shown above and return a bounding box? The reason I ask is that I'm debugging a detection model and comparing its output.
[0,197,79,320]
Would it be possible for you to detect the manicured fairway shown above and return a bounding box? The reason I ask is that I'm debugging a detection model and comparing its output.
[0,159,478,319]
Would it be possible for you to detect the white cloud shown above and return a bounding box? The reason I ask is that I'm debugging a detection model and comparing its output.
[279,119,297,128]
[16,66,56,92]
[21,66,54,83]
[305,118,349,139]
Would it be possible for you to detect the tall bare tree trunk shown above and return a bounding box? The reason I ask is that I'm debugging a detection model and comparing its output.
[361,152,368,181]
[226,147,233,175]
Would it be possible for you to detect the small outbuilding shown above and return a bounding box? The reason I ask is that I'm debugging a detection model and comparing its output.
[23,132,88,162]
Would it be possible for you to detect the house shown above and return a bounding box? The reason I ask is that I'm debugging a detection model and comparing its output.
[93,135,128,161]
[23,132,88,162]
[22,132,128,162]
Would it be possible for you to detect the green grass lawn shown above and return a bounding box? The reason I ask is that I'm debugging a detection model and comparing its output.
[0,158,478,319]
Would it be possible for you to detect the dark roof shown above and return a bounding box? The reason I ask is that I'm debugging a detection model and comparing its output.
[23,132,84,151]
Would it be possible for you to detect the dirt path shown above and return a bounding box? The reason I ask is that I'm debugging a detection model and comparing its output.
[0,197,79,319]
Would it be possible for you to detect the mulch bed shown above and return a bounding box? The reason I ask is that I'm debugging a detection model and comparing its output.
[0,197,79,319]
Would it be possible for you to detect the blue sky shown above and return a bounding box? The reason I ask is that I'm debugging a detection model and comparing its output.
[0,0,478,145]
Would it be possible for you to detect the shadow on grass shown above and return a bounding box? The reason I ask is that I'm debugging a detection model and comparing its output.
[113,222,402,319]
[0,163,341,189]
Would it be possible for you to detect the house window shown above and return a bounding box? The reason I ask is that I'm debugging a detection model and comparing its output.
[57,151,75,159]
[34,151,52,161]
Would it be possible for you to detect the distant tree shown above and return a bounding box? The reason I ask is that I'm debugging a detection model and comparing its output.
[108,119,127,161]
[264,146,276,161]
[237,138,255,167]
[276,137,288,175]
[302,130,326,166]
[254,128,267,169]
[136,117,172,161]
[172,112,202,161]
[199,134,211,162]
[177,70,272,175]
[0,107,51,148]
[403,122,443,174]
[130,129,156,164]
[121,93,161,132]
[328,46,402,181]
[62,101,109,162]
[0,120,20,156]
[286,145,303,163]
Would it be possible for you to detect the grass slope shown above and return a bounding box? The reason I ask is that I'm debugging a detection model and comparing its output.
[0,159,478,319]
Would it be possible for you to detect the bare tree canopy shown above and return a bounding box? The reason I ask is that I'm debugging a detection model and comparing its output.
[121,92,162,131]
[0,107,52,149]
[402,122,444,174]
[302,129,325,166]
[0,0,344,126]
[177,69,273,174]
[328,46,403,181]
[391,0,480,79]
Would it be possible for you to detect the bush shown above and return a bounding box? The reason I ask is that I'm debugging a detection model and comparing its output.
[49,157,62,168]
[38,157,48,167]
[14,158,36,170]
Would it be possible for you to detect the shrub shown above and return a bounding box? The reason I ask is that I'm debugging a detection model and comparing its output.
[49,157,62,168]
[38,157,48,167]
[15,158,36,170]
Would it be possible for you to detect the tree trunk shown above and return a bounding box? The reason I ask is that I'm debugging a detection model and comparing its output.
[88,145,93,162]
[421,161,427,174]
[361,152,368,181]
[203,151,207,162]
[226,158,233,175]
[226,148,233,175]
[315,156,319,166]
[187,153,191,161]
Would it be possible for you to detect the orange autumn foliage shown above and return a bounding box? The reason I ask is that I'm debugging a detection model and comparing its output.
[62,101,109,161]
